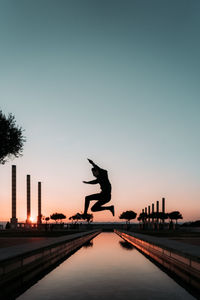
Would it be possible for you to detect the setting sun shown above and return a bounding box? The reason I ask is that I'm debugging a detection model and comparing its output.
[29,217,34,223]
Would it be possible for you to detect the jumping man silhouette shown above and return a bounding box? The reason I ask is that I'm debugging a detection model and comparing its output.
[82,159,114,217]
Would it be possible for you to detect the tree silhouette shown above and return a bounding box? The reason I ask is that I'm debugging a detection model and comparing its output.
[45,217,50,224]
[137,212,148,229]
[119,240,134,250]
[157,212,168,223]
[84,213,93,223]
[69,213,82,223]
[148,212,156,224]
[69,213,93,224]
[119,210,137,224]
[0,110,25,164]
[151,212,163,227]
[50,213,66,223]
[137,212,147,223]
[168,211,183,224]
[83,240,93,248]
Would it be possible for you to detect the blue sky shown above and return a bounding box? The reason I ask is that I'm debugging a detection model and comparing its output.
[0,0,200,221]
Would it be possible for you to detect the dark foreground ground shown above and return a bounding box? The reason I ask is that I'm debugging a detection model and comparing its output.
[169,237,200,246]
[0,237,51,248]
[0,230,85,248]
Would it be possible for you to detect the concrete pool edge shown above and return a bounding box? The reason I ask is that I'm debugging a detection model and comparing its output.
[115,230,200,295]
[0,230,100,297]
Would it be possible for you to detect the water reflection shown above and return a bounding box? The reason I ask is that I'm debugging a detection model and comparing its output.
[119,240,135,250]
[18,233,195,300]
[83,240,93,248]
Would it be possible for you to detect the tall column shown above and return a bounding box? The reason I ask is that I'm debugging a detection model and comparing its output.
[141,209,144,229]
[156,201,159,213]
[152,203,154,228]
[144,207,147,229]
[152,203,154,214]
[26,175,31,223]
[37,182,42,225]
[148,205,150,227]
[156,200,159,229]
[10,165,18,227]
[162,197,165,225]
[162,197,165,213]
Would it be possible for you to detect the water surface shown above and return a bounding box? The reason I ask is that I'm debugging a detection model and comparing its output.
[18,233,195,300]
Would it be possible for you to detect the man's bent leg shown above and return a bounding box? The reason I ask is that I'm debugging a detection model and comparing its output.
[84,193,101,215]
[91,201,114,216]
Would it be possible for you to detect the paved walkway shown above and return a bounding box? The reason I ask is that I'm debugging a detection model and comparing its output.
[0,231,98,262]
[170,237,200,246]
[0,237,51,248]
[123,231,200,261]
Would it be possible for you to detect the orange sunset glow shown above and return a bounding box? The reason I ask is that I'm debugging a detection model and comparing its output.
[0,160,199,223]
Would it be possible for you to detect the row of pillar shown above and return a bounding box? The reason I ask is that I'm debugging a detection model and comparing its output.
[140,198,166,230]
[142,198,165,216]
[10,165,42,228]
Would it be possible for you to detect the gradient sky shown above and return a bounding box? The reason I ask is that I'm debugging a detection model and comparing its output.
[0,0,200,222]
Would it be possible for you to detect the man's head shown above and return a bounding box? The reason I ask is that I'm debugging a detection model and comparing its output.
[92,167,99,177]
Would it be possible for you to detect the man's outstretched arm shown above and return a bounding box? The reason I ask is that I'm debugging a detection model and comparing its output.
[83,179,98,184]
[87,159,100,170]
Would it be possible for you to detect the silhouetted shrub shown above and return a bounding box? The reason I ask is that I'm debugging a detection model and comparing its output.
[119,210,137,223]
[50,213,66,223]
[168,211,183,224]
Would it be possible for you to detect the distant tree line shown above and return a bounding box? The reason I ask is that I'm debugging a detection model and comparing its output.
[43,212,93,224]
[45,210,183,228]
[137,210,183,224]
[69,213,93,224]
[117,209,184,231]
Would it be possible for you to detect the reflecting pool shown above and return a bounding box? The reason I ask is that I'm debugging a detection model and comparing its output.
[17,233,195,300]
